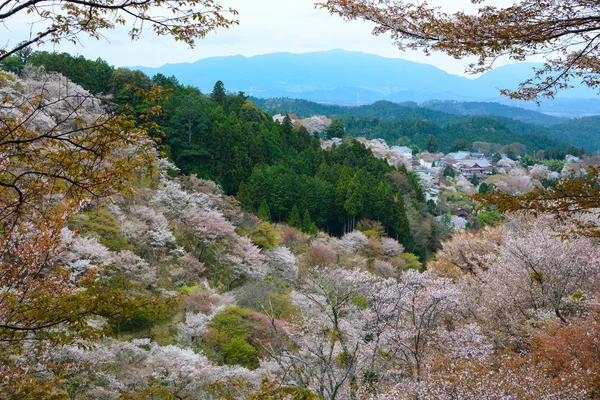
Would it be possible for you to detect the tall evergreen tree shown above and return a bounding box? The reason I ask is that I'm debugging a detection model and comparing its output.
[236,181,253,211]
[425,134,439,153]
[211,80,227,106]
[257,200,272,222]
[287,205,302,229]
[302,210,318,235]
[443,166,456,178]
[325,118,346,139]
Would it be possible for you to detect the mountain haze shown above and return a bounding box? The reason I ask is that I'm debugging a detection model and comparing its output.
[132,50,600,118]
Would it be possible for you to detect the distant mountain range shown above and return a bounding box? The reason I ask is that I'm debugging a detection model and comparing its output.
[132,50,600,118]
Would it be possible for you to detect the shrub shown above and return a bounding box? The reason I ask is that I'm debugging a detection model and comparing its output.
[220,337,258,369]
[248,222,279,250]
[69,209,132,251]
[278,225,308,251]
[151,325,176,346]
[356,219,385,239]
[305,242,337,267]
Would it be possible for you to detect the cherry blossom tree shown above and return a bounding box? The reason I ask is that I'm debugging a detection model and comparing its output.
[528,163,552,181]
[180,210,236,245]
[262,268,378,400]
[265,247,298,284]
[335,230,369,255]
[113,250,158,287]
[377,270,463,380]
[499,214,600,323]
[381,237,404,258]
[233,236,267,279]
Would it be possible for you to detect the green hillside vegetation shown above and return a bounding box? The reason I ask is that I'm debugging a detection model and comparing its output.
[15,52,445,259]
[251,97,466,125]
[339,115,566,154]
[251,96,598,152]
[547,116,600,153]
[440,116,563,153]
[420,100,565,126]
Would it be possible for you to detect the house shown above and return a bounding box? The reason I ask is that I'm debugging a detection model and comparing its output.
[419,151,442,168]
[425,187,440,204]
[452,208,477,221]
[459,160,493,178]
[439,158,459,168]
[391,146,413,160]
[445,151,472,161]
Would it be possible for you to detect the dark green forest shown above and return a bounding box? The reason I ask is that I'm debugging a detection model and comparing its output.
[336,115,566,154]
[547,116,600,153]
[6,51,446,259]
[419,100,565,126]
[251,97,467,125]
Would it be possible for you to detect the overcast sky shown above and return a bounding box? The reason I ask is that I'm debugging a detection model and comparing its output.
[4,0,519,76]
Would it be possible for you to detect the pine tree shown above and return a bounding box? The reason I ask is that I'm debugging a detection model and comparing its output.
[257,200,271,222]
[211,80,227,105]
[443,166,456,178]
[479,182,489,194]
[325,118,345,139]
[425,134,439,153]
[287,205,301,229]
[470,174,480,186]
[302,210,318,235]
[236,181,253,211]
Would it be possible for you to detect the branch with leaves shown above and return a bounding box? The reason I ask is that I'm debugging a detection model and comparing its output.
[473,166,600,237]
[318,0,600,101]
[0,0,238,62]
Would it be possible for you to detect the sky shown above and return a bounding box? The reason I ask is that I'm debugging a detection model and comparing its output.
[4,0,518,76]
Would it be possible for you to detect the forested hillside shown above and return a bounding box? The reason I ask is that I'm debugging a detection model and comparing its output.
[547,116,600,153]
[3,47,600,400]
[251,97,466,125]
[13,51,443,259]
[420,100,565,125]
[254,96,599,152]
[339,115,565,154]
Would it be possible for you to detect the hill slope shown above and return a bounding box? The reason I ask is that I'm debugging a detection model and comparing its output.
[254,97,600,152]
[420,100,565,126]
[251,98,467,126]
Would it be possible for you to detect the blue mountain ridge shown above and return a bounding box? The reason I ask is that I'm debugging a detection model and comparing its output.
[130,49,600,118]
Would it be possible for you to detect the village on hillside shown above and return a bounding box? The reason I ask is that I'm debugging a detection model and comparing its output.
[275,113,594,233]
